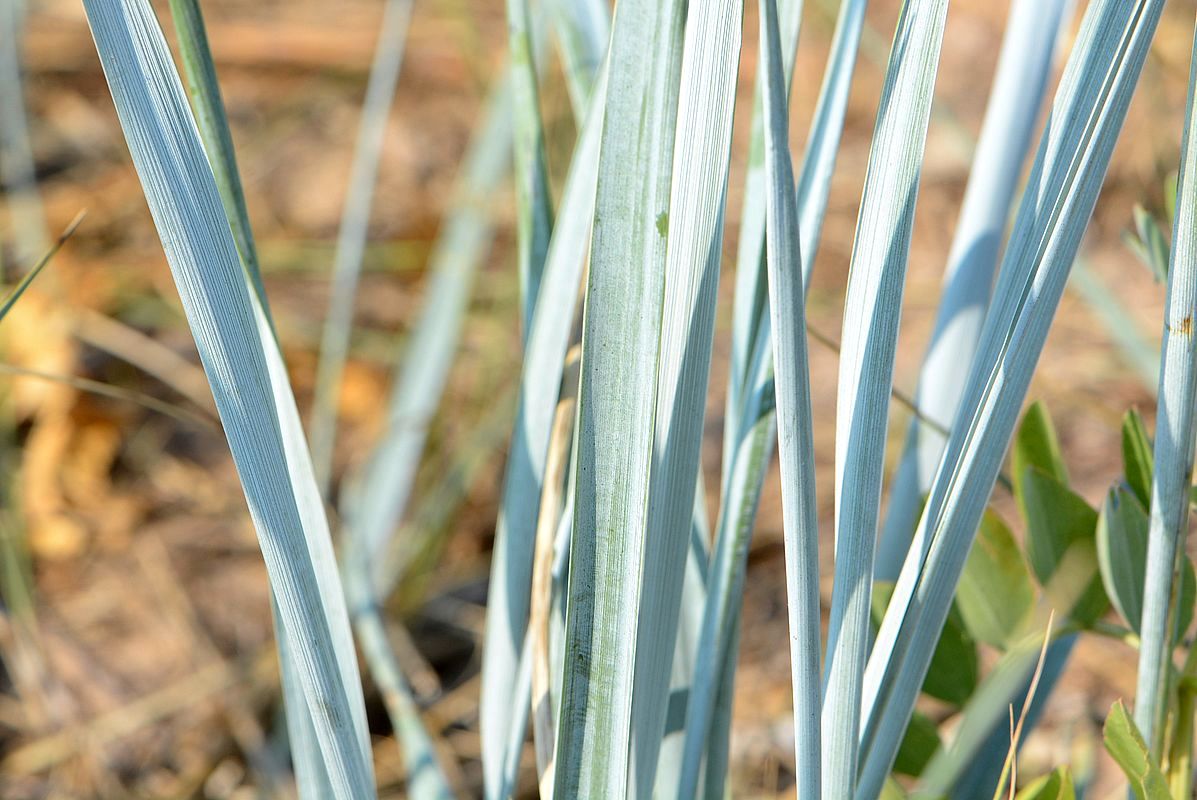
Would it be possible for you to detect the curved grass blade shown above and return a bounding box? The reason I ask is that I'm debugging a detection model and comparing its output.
[1134,12,1197,754]
[859,5,1167,797]
[652,498,711,799]
[81,2,375,795]
[820,2,949,794]
[347,578,454,799]
[551,0,687,791]
[694,1,870,786]
[680,391,775,799]
[724,0,802,473]
[163,5,437,793]
[309,0,414,493]
[876,0,1068,579]
[759,0,820,794]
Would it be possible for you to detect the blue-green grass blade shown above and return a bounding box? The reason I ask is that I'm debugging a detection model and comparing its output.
[821,2,949,795]
[859,5,1167,797]
[1134,10,1197,755]
[82,1,375,795]
[309,0,413,493]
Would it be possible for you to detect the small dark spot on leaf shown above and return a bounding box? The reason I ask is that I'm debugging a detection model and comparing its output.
[656,211,668,238]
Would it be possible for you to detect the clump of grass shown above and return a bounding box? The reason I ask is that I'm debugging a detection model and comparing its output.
[74,0,1197,797]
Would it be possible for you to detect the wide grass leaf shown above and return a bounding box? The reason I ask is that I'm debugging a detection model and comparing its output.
[551,0,686,792]
[81,1,374,796]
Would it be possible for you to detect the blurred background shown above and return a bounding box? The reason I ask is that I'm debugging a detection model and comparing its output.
[0,0,1195,796]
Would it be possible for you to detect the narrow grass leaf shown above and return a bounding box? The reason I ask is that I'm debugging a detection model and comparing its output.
[506,0,554,338]
[680,405,775,799]
[0,0,48,266]
[1134,14,1197,751]
[547,0,609,118]
[166,0,269,317]
[725,0,802,464]
[859,5,1167,797]
[821,2,949,794]
[480,60,606,800]
[309,0,413,492]
[0,211,83,323]
[698,0,869,779]
[346,75,513,591]
[759,0,820,793]
[876,0,1068,578]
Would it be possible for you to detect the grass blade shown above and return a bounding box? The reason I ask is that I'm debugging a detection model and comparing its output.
[1133,12,1197,754]
[0,0,48,266]
[725,0,802,470]
[626,2,743,795]
[547,0,609,119]
[821,2,949,794]
[759,0,821,795]
[507,0,555,339]
[680,404,775,798]
[551,0,686,790]
[859,4,1167,797]
[0,211,83,322]
[81,2,375,795]
[309,0,413,492]
[876,0,1068,579]
[480,51,606,800]
[695,0,869,783]
[167,0,270,318]
[346,75,513,591]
